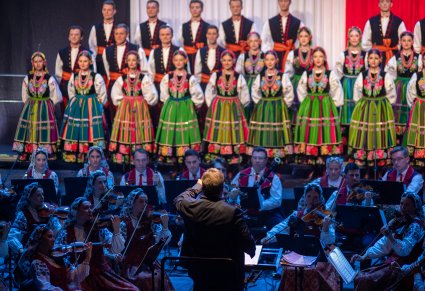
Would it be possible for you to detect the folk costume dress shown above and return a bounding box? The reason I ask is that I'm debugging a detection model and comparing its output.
[60,72,107,163]
[247,71,294,158]
[405,72,425,166]
[13,73,62,160]
[109,72,158,164]
[385,52,422,136]
[285,48,313,125]
[334,49,367,126]
[155,72,204,162]
[203,72,250,163]
[294,70,344,164]
[348,70,397,167]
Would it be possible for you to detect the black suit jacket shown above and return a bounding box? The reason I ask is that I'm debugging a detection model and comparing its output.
[175,188,256,291]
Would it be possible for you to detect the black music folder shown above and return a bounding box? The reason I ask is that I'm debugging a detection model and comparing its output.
[360,179,405,205]
[11,178,58,205]
[114,185,159,207]
[293,187,336,202]
[63,177,89,206]
[239,186,261,210]
[164,180,197,212]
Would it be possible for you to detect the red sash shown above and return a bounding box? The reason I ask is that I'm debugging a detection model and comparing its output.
[125,168,154,186]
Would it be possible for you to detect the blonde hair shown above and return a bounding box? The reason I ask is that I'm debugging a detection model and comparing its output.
[201,168,224,198]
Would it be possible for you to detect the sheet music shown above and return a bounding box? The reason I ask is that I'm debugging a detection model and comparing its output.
[245,245,262,266]
[327,247,358,284]
[281,251,317,267]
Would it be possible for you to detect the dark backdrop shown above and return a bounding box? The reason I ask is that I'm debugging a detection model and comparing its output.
[0,0,130,146]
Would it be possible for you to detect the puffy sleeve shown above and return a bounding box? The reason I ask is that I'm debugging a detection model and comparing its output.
[147,50,156,76]
[99,228,125,254]
[362,20,372,51]
[31,260,61,291]
[261,21,273,53]
[251,75,261,104]
[205,72,218,107]
[159,74,170,103]
[94,74,107,104]
[329,71,344,107]
[119,221,127,241]
[266,211,295,240]
[284,51,294,78]
[418,54,423,71]
[235,54,245,74]
[88,26,97,57]
[67,74,76,100]
[384,56,397,80]
[189,75,204,106]
[218,23,226,48]
[194,50,202,80]
[48,76,62,105]
[296,71,308,103]
[414,21,422,54]
[102,50,110,80]
[406,73,418,107]
[141,74,159,106]
[237,74,250,107]
[68,263,90,286]
[50,171,60,193]
[384,73,397,104]
[138,47,148,74]
[282,73,294,107]
[55,53,63,82]
[111,76,124,106]
[134,25,142,47]
[333,52,345,80]
[353,73,364,103]
[21,76,29,103]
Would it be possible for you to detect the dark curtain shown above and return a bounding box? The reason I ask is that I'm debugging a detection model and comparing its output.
[0,0,130,145]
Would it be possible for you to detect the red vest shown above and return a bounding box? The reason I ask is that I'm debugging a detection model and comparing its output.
[22,209,40,246]
[238,167,273,191]
[181,168,206,180]
[25,169,52,179]
[124,168,154,186]
[335,179,348,205]
[122,216,153,267]
[386,166,420,187]
[34,253,70,291]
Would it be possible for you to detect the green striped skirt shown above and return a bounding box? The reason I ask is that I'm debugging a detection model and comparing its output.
[340,75,357,125]
[348,95,396,164]
[155,95,201,157]
[247,96,293,157]
[204,95,248,155]
[290,73,303,125]
[393,76,411,135]
[294,93,342,157]
[404,96,425,165]
[13,97,59,158]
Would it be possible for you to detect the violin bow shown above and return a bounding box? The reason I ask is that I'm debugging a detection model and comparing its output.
[122,203,148,258]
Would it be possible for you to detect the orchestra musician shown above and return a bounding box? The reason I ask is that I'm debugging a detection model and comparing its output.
[120,188,174,290]
[0,222,10,258]
[77,146,114,188]
[24,147,60,193]
[120,149,166,206]
[178,149,205,180]
[314,156,345,189]
[55,197,139,290]
[351,191,425,290]
[18,225,92,290]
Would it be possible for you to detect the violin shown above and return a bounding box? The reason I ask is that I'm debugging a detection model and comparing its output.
[51,242,110,257]
[150,211,177,223]
[37,203,70,220]
[301,205,340,226]
[95,214,115,228]
[346,183,379,204]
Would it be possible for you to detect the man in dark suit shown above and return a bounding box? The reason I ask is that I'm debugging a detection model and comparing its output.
[174,168,256,291]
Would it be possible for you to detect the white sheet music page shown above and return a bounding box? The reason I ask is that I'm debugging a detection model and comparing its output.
[327,247,358,284]
[245,245,262,266]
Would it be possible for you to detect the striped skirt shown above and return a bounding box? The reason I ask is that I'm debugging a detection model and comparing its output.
[393,76,411,135]
[155,96,201,158]
[289,73,303,125]
[203,95,248,156]
[109,96,154,163]
[13,97,59,159]
[247,96,293,157]
[340,75,357,125]
[348,95,396,166]
[294,93,342,159]
[60,93,105,161]
[404,96,425,166]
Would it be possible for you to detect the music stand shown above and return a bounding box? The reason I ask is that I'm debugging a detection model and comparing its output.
[11,179,58,205]
[63,177,89,206]
[276,234,327,262]
[114,185,159,207]
[293,187,335,202]
[360,179,405,205]
[164,180,197,213]
[239,186,260,210]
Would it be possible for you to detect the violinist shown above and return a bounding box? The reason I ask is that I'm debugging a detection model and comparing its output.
[24,147,59,193]
[231,147,283,229]
[55,197,139,290]
[314,156,345,188]
[18,225,92,290]
[8,183,61,255]
[120,149,166,205]
[382,146,424,196]
[0,222,10,258]
[77,146,114,188]
[261,182,335,245]
[351,192,425,291]
[120,188,174,290]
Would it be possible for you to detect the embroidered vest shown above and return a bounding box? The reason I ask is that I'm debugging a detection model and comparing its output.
[342,50,366,76]
[361,70,387,97]
[222,16,253,44]
[180,168,206,180]
[386,167,421,187]
[182,19,209,47]
[124,168,154,186]
[292,49,313,75]
[58,46,89,73]
[268,14,300,44]
[153,45,180,75]
[105,42,139,74]
[394,52,420,78]
[307,70,331,94]
[139,19,166,49]
[27,73,51,98]
[237,167,273,199]
[95,23,115,49]
[199,46,225,75]
[122,216,153,266]
[370,14,402,47]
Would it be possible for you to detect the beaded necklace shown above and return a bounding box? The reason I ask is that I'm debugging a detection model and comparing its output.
[401,51,414,68]
[126,71,140,94]
[298,48,312,68]
[173,70,187,90]
[264,69,278,89]
[220,71,235,92]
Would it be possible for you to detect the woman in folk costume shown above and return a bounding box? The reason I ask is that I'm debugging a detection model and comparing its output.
[385,31,422,140]
[247,50,294,158]
[60,50,107,163]
[348,49,397,167]
[203,50,250,164]
[77,146,114,188]
[109,50,158,164]
[235,32,264,120]
[334,27,367,131]
[155,50,204,164]
[13,51,62,161]
[405,52,425,167]
[284,27,314,125]
[23,147,59,193]
[293,46,344,165]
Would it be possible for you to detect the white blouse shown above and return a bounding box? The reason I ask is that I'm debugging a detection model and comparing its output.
[67,73,107,105]
[353,72,396,104]
[159,74,204,106]
[111,74,158,106]
[204,72,251,107]
[22,76,62,105]
[251,73,294,107]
